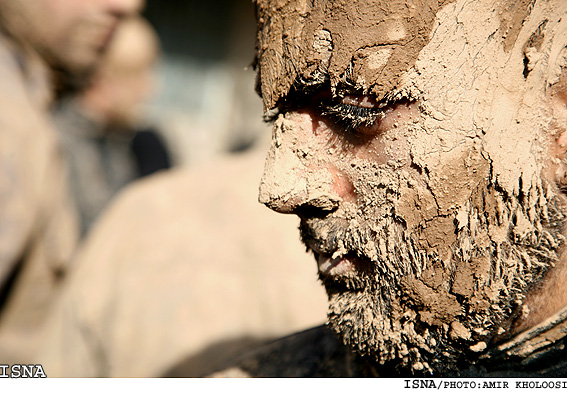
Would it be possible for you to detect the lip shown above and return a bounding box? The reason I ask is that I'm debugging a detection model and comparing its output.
[316,252,357,276]
[308,240,358,277]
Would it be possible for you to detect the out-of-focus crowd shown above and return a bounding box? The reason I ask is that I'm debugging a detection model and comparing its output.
[0,0,326,377]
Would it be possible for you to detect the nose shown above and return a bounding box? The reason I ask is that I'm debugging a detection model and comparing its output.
[258,114,343,215]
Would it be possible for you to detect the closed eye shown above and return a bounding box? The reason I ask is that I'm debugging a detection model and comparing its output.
[262,87,415,135]
[320,102,386,131]
[263,97,389,132]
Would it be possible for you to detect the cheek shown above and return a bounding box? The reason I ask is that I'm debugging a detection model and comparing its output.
[311,105,417,166]
[348,103,418,167]
[354,132,411,167]
[47,2,84,38]
[542,95,567,187]
[304,108,419,205]
[330,168,356,199]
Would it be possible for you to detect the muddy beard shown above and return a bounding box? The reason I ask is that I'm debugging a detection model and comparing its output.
[300,177,566,376]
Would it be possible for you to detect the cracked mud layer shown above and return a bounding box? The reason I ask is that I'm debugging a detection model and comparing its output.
[256,0,567,375]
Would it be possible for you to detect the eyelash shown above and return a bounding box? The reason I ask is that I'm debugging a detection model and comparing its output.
[262,99,387,132]
[320,102,385,131]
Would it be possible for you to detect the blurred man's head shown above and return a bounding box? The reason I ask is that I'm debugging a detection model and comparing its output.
[0,0,144,79]
[79,16,159,129]
[255,0,567,374]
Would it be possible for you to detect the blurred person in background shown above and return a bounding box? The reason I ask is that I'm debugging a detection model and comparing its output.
[53,15,172,236]
[35,0,325,378]
[0,0,142,364]
[37,139,328,378]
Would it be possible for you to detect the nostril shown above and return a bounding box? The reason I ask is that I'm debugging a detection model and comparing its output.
[295,194,341,218]
[305,193,341,212]
[258,189,341,216]
[296,205,334,219]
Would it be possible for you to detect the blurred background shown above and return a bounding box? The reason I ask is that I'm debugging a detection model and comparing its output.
[29,0,328,377]
[0,0,328,377]
[143,0,266,166]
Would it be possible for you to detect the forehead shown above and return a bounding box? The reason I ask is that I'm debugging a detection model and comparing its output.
[254,0,534,111]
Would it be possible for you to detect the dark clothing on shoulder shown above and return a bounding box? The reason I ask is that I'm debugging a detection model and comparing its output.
[130,128,171,177]
[211,325,366,377]
[213,310,567,378]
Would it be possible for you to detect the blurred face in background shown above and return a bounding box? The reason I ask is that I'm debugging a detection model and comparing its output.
[80,16,159,129]
[0,0,144,77]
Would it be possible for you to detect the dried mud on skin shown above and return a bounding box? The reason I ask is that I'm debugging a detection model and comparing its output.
[255,0,567,373]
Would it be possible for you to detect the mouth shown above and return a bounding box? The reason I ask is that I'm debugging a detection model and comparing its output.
[311,247,370,293]
[316,252,356,276]
[308,240,363,278]
[302,218,360,278]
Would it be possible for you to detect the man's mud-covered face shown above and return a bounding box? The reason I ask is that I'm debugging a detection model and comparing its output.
[257,0,567,374]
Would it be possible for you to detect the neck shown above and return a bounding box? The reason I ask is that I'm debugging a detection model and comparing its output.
[508,246,567,336]
[467,303,567,377]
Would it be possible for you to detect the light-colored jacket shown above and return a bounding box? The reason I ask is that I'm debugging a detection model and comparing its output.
[38,149,327,377]
[0,32,79,364]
